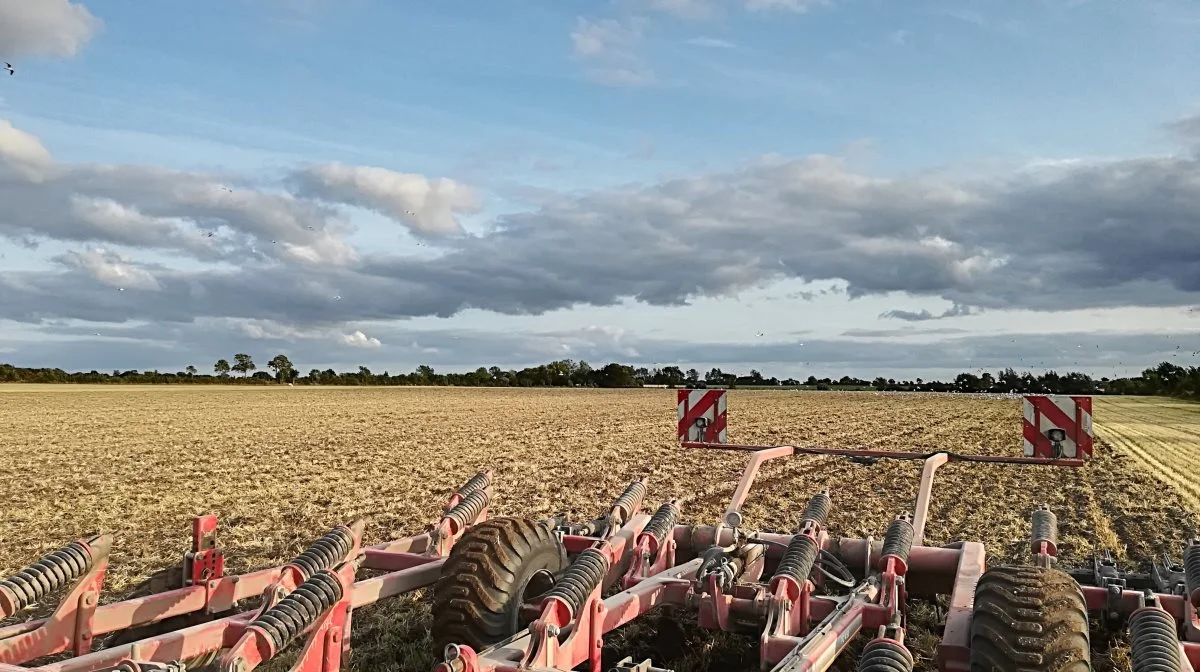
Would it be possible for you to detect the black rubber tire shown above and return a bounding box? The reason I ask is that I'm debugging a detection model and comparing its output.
[104,565,225,670]
[970,565,1091,672]
[431,517,568,654]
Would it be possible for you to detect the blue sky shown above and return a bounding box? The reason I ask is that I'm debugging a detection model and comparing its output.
[1,0,1199,380]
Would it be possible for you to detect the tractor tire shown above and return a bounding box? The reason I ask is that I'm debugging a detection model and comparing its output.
[431,517,568,654]
[970,565,1091,672]
[104,565,226,670]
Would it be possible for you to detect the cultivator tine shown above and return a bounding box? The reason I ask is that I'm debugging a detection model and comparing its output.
[279,519,365,589]
[220,554,362,672]
[605,478,649,534]
[0,534,110,619]
[1029,504,1059,568]
[428,477,494,557]
[1129,596,1185,672]
[0,534,112,663]
[621,500,682,589]
[444,470,493,514]
[1185,539,1200,607]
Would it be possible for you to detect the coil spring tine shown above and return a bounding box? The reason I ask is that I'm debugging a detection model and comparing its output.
[857,639,914,672]
[544,547,609,617]
[1129,607,1183,672]
[0,540,92,612]
[772,534,819,589]
[251,570,343,651]
[643,501,681,545]
[881,514,914,569]
[445,488,490,531]
[801,490,832,528]
[456,471,492,499]
[289,525,356,582]
[609,479,649,524]
[1184,540,1200,605]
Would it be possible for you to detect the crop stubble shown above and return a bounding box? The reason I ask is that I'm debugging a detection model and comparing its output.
[0,386,1196,672]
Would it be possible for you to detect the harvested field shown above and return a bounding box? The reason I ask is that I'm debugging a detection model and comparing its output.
[1094,395,1200,512]
[1,386,1197,672]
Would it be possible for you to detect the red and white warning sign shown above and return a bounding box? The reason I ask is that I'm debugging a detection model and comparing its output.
[1022,395,1093,459]
[677,389,728,443]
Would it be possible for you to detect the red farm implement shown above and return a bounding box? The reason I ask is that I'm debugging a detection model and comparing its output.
[1,391,1195,672]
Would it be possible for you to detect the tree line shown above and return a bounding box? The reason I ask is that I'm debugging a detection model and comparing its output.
[1,356,1198,398]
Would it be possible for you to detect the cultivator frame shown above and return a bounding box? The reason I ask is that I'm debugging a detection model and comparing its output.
[4,390,1197,672]
[0,470,497,672]
[429,391,1200,672]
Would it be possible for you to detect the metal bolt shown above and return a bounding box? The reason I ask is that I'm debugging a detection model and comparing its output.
[83,594,96,606]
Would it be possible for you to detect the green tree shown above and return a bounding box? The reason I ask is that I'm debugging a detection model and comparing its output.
[214,359,231,378]
[267,354,295,383]
[185,365,197,378]
[232,353,255,377]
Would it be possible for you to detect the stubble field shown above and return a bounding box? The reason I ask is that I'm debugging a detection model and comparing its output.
[1,386,1197,671]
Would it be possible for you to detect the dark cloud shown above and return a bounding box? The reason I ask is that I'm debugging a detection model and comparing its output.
[880,304,976,321]
[840,327,970,338]
[4,118,1200,331]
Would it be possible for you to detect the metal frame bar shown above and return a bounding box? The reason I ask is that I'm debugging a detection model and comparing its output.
[0,472,495,672]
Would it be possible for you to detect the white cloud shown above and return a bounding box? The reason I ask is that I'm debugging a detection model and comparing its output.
[685,36,736,48]
[60,248,162,291]
[0,0,101,59]
[0,119,55,181]
[289,163,479,237]
[570,17,656,87]
[341,330,382,348]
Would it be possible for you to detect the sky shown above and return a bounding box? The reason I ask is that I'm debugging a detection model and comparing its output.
[1,0,1200,381]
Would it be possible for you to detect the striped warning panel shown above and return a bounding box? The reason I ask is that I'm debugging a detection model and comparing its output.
[677,389,728,443]
[1022,395,1093,459]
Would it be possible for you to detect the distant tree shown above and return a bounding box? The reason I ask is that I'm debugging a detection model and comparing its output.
[308,368,321,383]
[232,353,255,377]
[267,354,295,383]
[185,365,197,378]
[214,359,231,378]
[686,368,700,383]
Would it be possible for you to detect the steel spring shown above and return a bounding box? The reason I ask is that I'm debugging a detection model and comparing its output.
[1031,505,1058,545]
[857,639,914,672]
[1184,541,1200,598]
[0,540,91,611]
[252,570,343,651]
[544,547,609,615]
[456,471,492,498]
[802,490,832,527]
[1129,607,1183,672]
[643,501,681,544]
[881,517,914,564]
[774,534,819,585]
[445,488,490,530]
[610,480,649,521]
[290,525,355,582]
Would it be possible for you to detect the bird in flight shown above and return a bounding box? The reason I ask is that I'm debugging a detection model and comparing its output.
[4,63,13,76]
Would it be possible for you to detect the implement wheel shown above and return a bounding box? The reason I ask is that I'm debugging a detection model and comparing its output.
[104,565,230,670]
[970,565,1091,672]
[431,517,568,654]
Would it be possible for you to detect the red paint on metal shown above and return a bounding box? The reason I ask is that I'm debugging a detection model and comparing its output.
[676,389,726,443]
